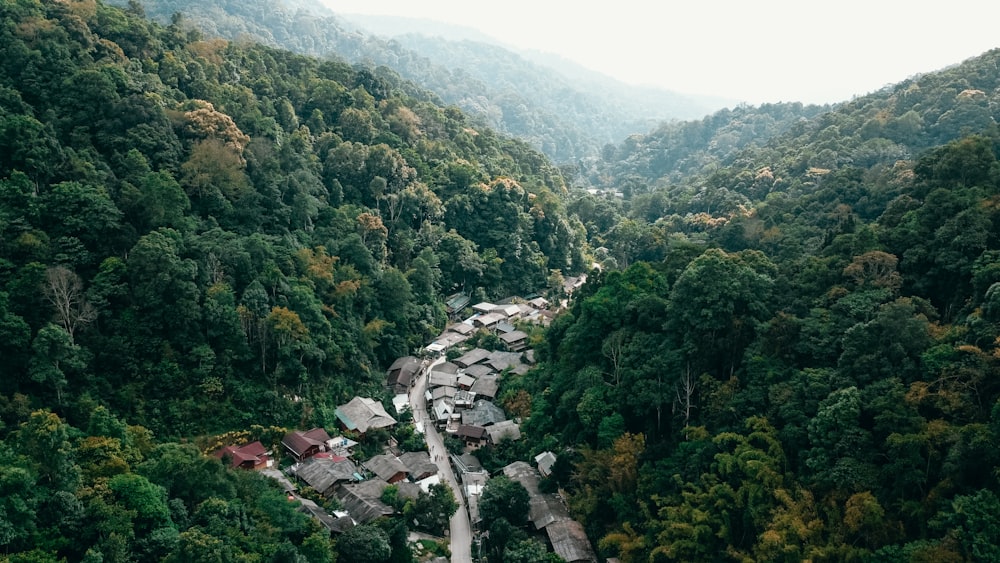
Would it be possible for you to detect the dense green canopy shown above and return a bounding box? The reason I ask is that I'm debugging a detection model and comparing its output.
[5,0,1000,561]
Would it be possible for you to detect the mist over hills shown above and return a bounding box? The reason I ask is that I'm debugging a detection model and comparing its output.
[337,12,732,118]
[119,0,728,162]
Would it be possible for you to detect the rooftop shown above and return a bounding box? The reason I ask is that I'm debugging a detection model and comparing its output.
[398,451,437,479]
[335,397,397,433]
[447,322,476,335]
[499,330,529,344]
[294,457,361,493]
[486,420,521,444]
[456,425,488,440]
[462,400,507,427]
[547,519,598,562]
[485,351,524,372]
[283,428,332,458]
[446,293,471,312]
[472,302,497,313]
[454,348,492,368]
[534,451,557,477]
[336,480,395,524]
[363,454,408,482]
[469,374,499,398]
[463,364,494,378]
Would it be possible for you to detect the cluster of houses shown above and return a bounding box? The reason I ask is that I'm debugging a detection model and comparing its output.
[445,449,597,563]
[213,395,439,534]
[429,348,530,444]
[426,297,553,357]
[212,287,600,560]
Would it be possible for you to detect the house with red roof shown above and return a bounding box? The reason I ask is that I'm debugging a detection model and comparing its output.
[282,427,333,462]
[214,441,272,470]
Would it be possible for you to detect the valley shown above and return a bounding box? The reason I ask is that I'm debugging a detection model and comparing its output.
[2,1,1000,562]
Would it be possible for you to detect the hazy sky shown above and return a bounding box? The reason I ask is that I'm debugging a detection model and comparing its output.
[322,0,1000,105]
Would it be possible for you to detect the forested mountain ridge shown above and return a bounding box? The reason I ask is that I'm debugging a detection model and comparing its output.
[110,0,722,163]
[0,0,583,436]
[593,48,1000,210]
[494,50,1000,561]
[570,49,1000,272]
[0,0,587,559]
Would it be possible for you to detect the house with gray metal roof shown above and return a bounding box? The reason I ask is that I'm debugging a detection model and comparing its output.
[334,397,397,434]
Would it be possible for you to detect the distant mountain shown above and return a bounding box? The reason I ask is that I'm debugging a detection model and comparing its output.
[335,13,506,46]
[342,13,732,116]
[339,14,727,149]
[601,47,1000,193]
[119,0,725,162]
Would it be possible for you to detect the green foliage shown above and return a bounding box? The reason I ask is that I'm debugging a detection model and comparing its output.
[479,475,530,530]
[335,524,391,563]
[0,0,583,440]
[403,482,458,536]
[517,51,1000,559]
[6,1,1000,560]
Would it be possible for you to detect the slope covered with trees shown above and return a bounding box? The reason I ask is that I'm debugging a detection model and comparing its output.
[0,0,587,560]
[0,0,584,438]
[6,0,1000,561]
[507,49,1000,561]
[109,0,721,163]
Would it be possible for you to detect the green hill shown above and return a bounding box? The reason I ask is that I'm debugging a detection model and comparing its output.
[5,0,1000,561]
[509,49,1000,562]
[112,0,724,162]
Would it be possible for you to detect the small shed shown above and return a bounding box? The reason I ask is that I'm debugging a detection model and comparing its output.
[528,297,549,310]
[534,451,557,477]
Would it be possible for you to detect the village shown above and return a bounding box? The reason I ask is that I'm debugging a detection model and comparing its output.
[210,278,598,563]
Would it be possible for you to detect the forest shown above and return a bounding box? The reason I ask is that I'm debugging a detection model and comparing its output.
[503,52,1000,562]
[106,0,718,163]
[3,0,1000,561]
[0,0,581,560]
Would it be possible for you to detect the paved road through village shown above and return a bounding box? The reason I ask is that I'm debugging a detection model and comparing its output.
[409,357,473,563]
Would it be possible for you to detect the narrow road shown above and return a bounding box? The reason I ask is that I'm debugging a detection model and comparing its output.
[410,357,473,563]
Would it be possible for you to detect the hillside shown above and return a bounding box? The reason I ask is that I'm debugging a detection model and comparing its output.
[0,0,584,437]
[0,0,590,560]
[112,0,723,163]
[6,0,1000,561]
[502,49,1000,561]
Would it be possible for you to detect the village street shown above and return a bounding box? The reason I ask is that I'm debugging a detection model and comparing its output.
[409,357,473,563]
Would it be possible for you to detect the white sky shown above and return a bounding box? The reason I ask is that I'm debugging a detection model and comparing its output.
[322,0,1000,105]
